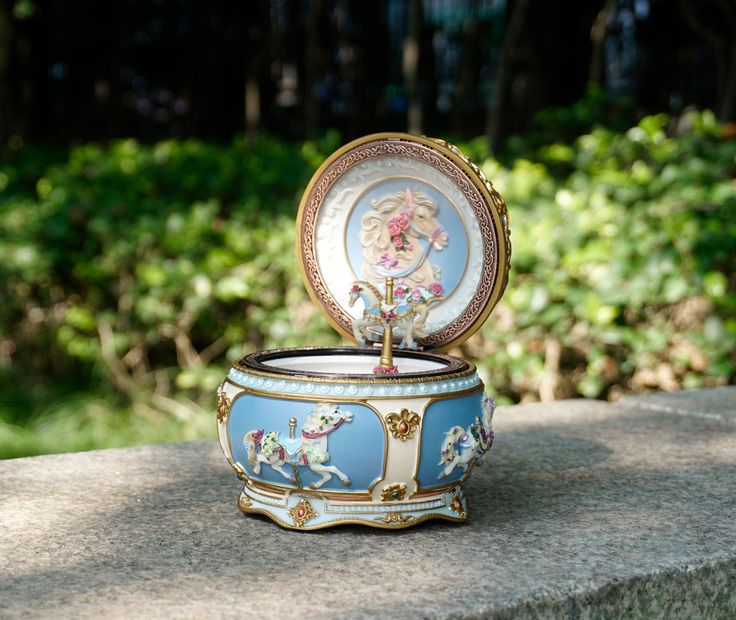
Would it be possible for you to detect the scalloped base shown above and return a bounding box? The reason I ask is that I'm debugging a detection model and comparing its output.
[236,483,469,530]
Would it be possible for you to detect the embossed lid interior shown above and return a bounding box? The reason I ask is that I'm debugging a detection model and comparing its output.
[296,133,510,353]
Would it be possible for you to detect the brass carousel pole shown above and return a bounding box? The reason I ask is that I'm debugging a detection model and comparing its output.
[377,277,397,373]
[289,416,302,488]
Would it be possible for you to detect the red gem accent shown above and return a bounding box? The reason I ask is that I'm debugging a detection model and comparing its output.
[297,507,305,517]
[399,422,409,434]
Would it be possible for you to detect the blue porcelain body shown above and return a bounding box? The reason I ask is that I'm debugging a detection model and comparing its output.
[217,347,495,530]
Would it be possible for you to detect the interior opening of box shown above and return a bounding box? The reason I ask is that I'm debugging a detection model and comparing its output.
[262,353,447,375]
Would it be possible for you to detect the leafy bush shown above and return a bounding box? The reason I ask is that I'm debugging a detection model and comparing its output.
[0,133,342,456]
[464,110,736,401]
[0,112,734,457]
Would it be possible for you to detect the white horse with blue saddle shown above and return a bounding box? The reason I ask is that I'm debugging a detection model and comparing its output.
[243,404,353,489]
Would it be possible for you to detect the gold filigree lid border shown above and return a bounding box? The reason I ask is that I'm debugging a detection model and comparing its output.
[296,133,510,352]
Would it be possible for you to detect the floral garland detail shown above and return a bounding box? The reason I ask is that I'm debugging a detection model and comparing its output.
[469,420,494,455]
[393,281,444,304]
[386,210,413,252]
[261,431,282,459]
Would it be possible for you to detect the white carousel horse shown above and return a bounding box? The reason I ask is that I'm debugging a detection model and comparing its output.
[438,394,495,479]
[359,188,448,290]
[348,280,428,350]
[243,404,353,489]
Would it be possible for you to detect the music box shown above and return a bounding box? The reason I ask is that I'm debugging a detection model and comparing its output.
[216,134,510,529]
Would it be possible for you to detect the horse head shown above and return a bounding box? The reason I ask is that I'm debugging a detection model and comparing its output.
[338,407,354,423]
[404,189,448,251]
[359,189,448,277]
[348,283,363,307]
[348,280,381,309]
[243,429,264,465]
[305,404,353,434]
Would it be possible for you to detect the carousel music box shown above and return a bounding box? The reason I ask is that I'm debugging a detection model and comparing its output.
[216,133,510,530]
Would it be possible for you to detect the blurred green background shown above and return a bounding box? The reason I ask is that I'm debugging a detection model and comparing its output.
[1,1,735,458]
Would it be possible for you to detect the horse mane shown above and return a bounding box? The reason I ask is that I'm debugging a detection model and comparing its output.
[481,395,495,428]
[243,430,260,465]
[355,280,382,300]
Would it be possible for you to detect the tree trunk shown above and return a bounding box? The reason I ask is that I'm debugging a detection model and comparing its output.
[0,0,11,152]
[589,0,616,85]
[245,0,270,141]
[305,0,327,138]
[719,38,736,121]
[487,0,532,150]
[680,0,736,122]
[451,16,480,135]
[404,0,423,135]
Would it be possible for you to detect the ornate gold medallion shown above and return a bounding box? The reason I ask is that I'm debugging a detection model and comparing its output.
[216,386,233,423]
[377,512,414,525]
[237,494,252,512]
[288,498,318,528]
[380,483,407,502]
[449,488,467,519]
[386,408,420,441]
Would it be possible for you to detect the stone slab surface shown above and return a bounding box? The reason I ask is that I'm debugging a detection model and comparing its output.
[620,385,736,425]
[1,390,735,619]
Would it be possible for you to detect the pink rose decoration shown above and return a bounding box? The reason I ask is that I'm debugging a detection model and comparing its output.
[411,288,423,302]
[394,286,407,298]
[351,284,361,293]
[392,236,404,248]
[395,214,409,231]
[388,223,402,237]
[429,282,444,296]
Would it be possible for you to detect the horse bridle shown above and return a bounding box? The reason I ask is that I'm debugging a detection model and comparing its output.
[373,186,446,278]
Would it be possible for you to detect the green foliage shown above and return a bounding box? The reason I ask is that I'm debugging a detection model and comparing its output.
[467,110,736,401]
[1,114,734,457]
[0,133,343,457]
[0,392,212,459]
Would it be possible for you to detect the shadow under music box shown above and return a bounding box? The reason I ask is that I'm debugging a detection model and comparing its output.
[216,133,510,530]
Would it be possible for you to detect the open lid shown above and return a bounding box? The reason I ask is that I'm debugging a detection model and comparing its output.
[296,133,510,353]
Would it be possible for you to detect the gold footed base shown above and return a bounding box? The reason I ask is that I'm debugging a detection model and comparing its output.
[236,483,469,531]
